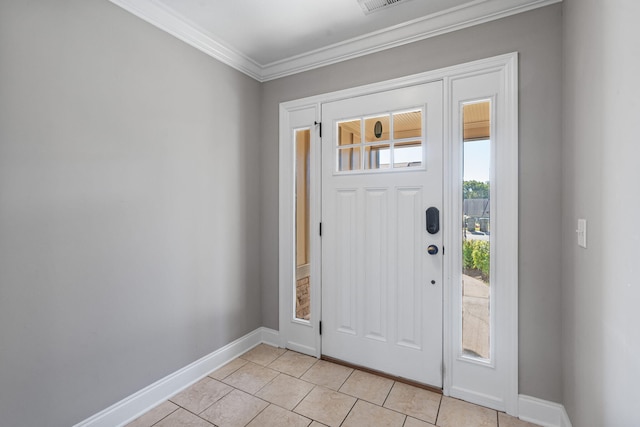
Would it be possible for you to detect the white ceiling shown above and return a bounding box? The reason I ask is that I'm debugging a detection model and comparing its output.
[110,0,560,81]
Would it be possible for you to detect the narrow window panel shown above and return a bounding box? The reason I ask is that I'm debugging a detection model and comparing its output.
[295,129,311,321]
[461,100,491,360]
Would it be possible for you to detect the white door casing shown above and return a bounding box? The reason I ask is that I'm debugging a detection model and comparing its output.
[321,82,443,386]
[278,52,518,415]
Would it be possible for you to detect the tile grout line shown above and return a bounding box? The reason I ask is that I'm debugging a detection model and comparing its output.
[251,368,280,396]
[241,401,270,427]
[296,356,319,379]
[434,394,443,426]
[291,383,319,415]
[267,349,320,379]
[145,404,179,427]
[337,397,360,427]
[251,352,322,415]
[367,391,427,425]
[338,368,357,393]
[207,358,247,381]
[156,401,214,427]
[381,379,396,408]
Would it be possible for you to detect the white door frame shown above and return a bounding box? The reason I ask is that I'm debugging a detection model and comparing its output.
[278,52,518,415]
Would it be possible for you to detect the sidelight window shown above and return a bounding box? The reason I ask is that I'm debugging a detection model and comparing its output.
[461,100,492,361]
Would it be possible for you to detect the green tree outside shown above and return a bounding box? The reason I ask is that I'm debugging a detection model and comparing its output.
[463,180,490,199]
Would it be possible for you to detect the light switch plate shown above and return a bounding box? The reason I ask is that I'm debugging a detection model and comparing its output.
[577,219,587,248]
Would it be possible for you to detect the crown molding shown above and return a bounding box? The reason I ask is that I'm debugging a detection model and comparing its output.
[109,0,263,80]
[260,0,559,81]
[110,0,561,82]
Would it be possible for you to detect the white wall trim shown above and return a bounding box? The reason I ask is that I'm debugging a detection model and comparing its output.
[73,327,279,427]
[518,395,573,427]
[260,327,281,348]
[450,386,506,412]
[109,0,560,82]
[560,405,573,427]
[279,54,518,111]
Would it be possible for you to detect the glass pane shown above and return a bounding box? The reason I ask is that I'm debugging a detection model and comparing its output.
[463,102,491,141]
[393,141,422,168]
[338,147,361,171]
[364,144,391,169]
[461,100,491,360]
[364,115,390,142]
[393,110,422,139]
[338,119,361,146]
[295,129,311,321]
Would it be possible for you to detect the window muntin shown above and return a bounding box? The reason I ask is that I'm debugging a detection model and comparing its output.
[335,109,423,173]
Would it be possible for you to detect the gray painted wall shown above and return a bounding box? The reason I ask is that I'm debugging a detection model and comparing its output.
[562,1,640,426]
[0,1,262,426]
[261,5,564,402]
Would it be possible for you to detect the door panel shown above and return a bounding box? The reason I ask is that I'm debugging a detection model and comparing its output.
[321,82,443,387]
[363,188,388,341]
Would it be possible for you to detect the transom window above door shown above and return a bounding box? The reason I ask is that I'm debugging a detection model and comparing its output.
[335,109,424,172]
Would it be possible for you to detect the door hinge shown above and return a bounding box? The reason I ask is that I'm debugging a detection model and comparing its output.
[319,321,322,335]
[319,222,322,236]
[315,121,322,138]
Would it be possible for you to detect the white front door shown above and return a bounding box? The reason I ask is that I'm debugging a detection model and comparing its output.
[321,82,443,387]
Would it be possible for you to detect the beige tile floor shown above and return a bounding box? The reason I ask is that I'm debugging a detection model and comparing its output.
[126,344,540,427]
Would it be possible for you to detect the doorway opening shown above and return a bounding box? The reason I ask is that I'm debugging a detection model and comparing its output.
[279,52,519,414]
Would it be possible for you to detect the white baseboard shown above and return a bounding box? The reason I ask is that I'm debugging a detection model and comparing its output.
[74,327,279,427]
[518,395,573,427]
[450,386,505,412]
[284,341,317,356]
[260,327,280,347]
[560,407,573,427]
